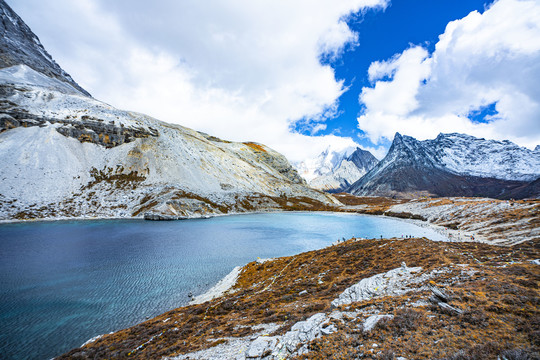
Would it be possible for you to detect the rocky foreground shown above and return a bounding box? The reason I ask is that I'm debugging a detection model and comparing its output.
[59,203,539,359]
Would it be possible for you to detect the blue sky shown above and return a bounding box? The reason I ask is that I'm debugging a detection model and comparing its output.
[297,0,496,150]
[9,0,540,161]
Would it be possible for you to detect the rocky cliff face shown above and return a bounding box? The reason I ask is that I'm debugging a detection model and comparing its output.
[296,147,379,193]
[347,133,540,199]
[0,64,337,220]
[0,5,337,221]
[0,0,90,96]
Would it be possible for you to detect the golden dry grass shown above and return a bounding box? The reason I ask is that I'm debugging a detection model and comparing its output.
[58,238,539,359]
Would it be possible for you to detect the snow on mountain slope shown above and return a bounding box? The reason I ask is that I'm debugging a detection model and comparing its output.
[347,133,540,199]
[294,146,356,183]
[0,64,80,95]
[434,133,540,182]
[307,147,379,192]
[0,65,337,220]
[0,0,89,96]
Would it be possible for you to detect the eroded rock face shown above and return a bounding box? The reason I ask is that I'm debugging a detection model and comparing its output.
[0,111,158,147]
[241,142,306,185]
[0,0,90,96]
[0,3,336,221]
[0,83,158,147]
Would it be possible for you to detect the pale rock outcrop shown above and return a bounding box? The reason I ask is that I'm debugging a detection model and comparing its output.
[362,314,394,332]
[172,264,431,359]
[331,263,423,307]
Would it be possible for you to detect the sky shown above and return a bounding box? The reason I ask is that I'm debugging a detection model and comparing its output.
[8,0,540,162]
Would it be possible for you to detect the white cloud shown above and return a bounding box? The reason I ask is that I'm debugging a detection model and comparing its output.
[8,0,388,162]
[358,0,540,149]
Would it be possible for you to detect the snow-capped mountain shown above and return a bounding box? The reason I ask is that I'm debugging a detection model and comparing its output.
[347,133,540,199]
[295,146,356,183]
[0,0,89,96]
[294,146,378,192]
[0,3,337,221]
[306,147,379,192]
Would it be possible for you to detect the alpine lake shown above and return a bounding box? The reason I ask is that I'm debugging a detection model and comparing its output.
[0,212,448,359]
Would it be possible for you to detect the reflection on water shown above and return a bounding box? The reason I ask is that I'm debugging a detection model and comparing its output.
[0,212,447,359]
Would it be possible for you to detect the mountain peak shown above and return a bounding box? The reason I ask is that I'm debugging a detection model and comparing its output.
[295,146,379,192]
[0,0,90,96]
[347,132,540,199]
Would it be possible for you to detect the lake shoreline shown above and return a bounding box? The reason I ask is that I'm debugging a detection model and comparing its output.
[62,236,539,359]
[0,207,460,238]
[0,206,482,246]
[2,211,451,360]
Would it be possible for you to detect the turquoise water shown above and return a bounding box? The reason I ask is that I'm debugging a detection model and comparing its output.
[0,212,447,359]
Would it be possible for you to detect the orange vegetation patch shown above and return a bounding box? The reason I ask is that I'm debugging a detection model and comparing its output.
[333,194,408,207]
[243,142,267,152]
[58,238,539,359]
[333,194,409,215]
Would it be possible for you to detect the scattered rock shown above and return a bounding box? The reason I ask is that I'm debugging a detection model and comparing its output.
[245,336,277,359]
[320,324,337,335]
[363,314,394,332]
[428,285,463,315]
[428,285,451,303]
[436,302,463,315]
[143,212,185,221]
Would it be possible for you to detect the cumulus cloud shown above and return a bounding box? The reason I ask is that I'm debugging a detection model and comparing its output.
[9,0,388,162]
[358,0,540,149]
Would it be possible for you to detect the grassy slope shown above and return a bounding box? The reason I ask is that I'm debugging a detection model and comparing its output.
[59,236,539,359]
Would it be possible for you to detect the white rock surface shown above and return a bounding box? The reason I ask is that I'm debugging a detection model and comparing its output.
[362,314,393,332]
[331,263,423,307]
[171,264,441,359]
[170,323,281,360]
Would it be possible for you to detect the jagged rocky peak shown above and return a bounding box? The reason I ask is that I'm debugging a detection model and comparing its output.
[385,132,540,182]
[298,146,379,193]
[348,147,379,170]
[0,0,90,96]
[431,132,540,182]
[347,132,540,199]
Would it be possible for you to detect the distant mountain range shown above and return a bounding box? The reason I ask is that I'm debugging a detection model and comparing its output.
[1,0,538,219]
[295,147,378,193]
[0,1,337,221]
[347,133,540,199]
